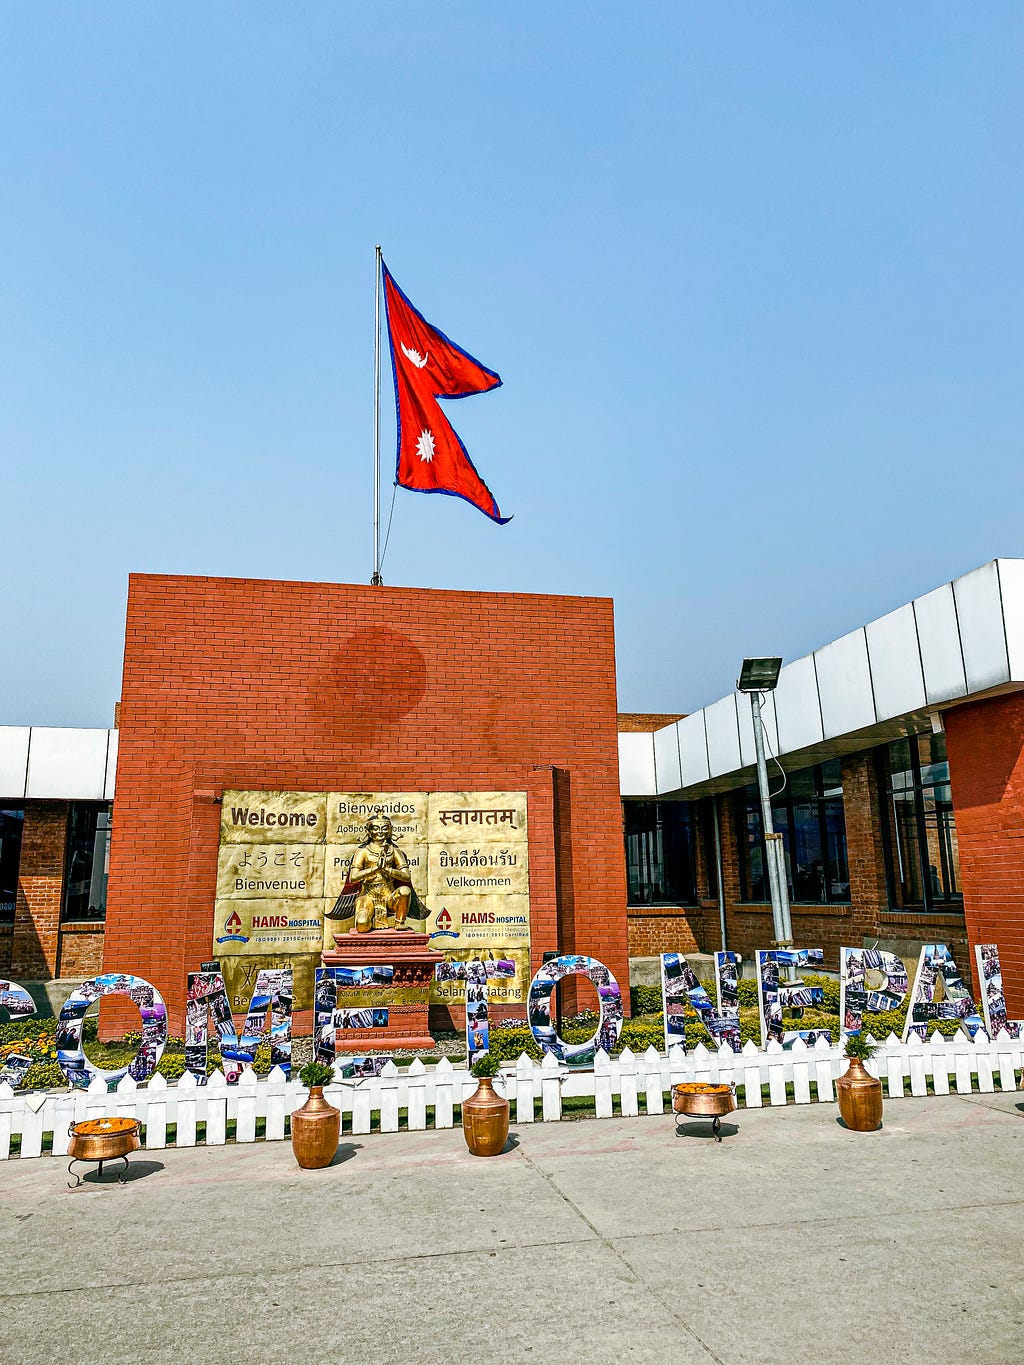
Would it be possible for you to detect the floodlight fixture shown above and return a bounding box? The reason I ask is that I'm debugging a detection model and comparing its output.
[737,657,783,693]
[738,653,792,950]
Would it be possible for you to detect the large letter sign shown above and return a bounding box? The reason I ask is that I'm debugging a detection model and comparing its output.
[904,945,983,1041]
[975,944,1021,1039]
[660,952,741,1052]
[0,979,36,1089]
[756,949,832,1047]
[840,947,909,1036]
[56,974,168,1089]
[185,967,292,1082]
[528,955,623,1064]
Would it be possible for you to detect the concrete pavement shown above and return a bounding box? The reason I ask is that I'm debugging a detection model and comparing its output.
[1,1092,1022,1364]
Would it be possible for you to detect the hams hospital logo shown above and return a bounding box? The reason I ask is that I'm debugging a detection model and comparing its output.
[217,909,250,945]
[429,906,460,940]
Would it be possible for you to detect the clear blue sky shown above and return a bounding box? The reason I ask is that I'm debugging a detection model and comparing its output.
[4,5,1022,727]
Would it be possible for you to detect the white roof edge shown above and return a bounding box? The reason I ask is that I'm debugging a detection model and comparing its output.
[0,726,117,801]
[636,558,1024,798]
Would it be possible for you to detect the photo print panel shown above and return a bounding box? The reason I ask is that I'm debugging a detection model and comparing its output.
[56,974,168,1089]
[337,1055,390,1079]
[0,979,36,1022]
[840,948,910,1037]
[974,944,1021,1039]
[333,1007,388,1031]
[527,955,623,1065]
[0,1053,32,1089]
[756,950,830,1048]
[465,970,490,1062]
[904,944,984,1041]
[184,967,292,1082]
[660,953,740,1053]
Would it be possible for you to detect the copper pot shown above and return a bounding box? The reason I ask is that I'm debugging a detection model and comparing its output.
[68,1118,141,1162]
[835,1056,883,1132]
[462,1076,510,1157]
[671,1083,737,1118]
[290,1086,341,1169]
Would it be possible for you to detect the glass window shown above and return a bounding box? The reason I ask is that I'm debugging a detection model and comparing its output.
[698,798,719,901]
[880,734,960,908]
[63,803,111,922]
[0,808,25,924]
[736,761,850,904]
[624,801,697,906]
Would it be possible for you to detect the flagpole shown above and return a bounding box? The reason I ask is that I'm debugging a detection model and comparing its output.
[371,243,383,586]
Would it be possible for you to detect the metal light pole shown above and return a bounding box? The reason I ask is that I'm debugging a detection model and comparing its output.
[737,658,792,950]
[748,690,793,949]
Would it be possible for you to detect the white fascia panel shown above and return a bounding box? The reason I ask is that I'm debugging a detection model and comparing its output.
[705,695,742,779]
[0,728,31,799]
[104,730,119,800]
[814,629,876,740]
[653,724,682,794]
[677,712,711,786]
[618,732,657,797]
[773,655,824,755]
[865,603,926,723]
[26,728,110,800]
[953,561,1010,694]
[914,585,968,705]
[737,690,779,769]
[997,559,1024,682]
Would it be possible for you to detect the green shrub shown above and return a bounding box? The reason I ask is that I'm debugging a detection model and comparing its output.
[157,1054,188,1081]
[630,984,662,1016]
[470,1051,501,1078]
[299,1061,335,1088]
[23,1062,65,1090]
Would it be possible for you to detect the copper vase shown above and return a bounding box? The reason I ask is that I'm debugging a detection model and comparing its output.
[462,1076,510,1157]
[835,1057,883,1132]
[290,1086,341,1169]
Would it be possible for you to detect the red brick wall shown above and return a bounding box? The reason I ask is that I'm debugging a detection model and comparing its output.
[944,691,1024,1015]
[627,906,701,957]
[58,925,106,978]
[105,575,629,1033]
[10,803,67,978]
[633,752,971,978]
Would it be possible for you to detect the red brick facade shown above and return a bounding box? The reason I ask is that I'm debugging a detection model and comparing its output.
[944,691,1024,1016]
[627,748,972,976]
[10,803,67,978]
[104,574,630,1033]
[2,802,108,981]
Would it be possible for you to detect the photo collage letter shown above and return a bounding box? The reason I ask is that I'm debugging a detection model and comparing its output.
[756,949,831,1048]
[314,965,394,1069]
[56,974,168,1089]
[903,944,984,1041]
[215,790,531,1008]
[660,952,741,1053]
[840,947,910,1036]
[528,955,623,1065]
[0,980,36,1090]
[185,967,292,1082]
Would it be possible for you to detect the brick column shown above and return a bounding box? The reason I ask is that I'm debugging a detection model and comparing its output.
[944,692,1024,1015]
[11,802,67,978]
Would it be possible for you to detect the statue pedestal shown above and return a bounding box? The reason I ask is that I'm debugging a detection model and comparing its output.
[321,930,445,1053]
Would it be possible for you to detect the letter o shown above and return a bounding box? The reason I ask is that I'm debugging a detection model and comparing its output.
[56,973,168,1089]
[527,955,624,1064]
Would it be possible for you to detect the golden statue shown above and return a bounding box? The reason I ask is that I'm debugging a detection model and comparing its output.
[346,815,413,932]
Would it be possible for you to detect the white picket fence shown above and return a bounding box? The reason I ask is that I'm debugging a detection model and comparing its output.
[2,1029,1021,1160]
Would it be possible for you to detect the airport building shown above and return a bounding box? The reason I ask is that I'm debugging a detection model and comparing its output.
[3,558,1024,1022]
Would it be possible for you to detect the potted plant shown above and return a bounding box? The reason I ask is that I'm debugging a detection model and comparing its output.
[461,1051,509,1157]
[290,1061,341,1168]
[835,1032,883,1132]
